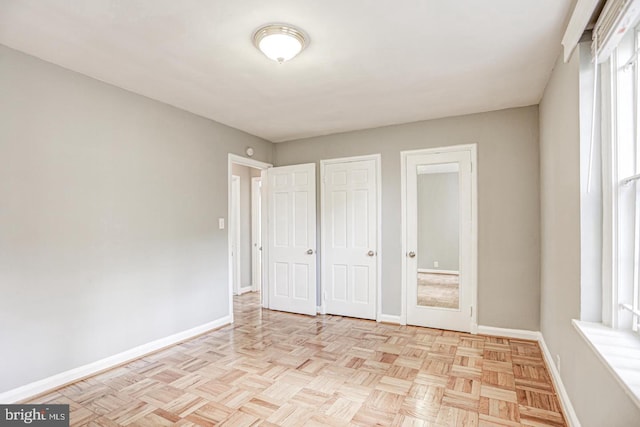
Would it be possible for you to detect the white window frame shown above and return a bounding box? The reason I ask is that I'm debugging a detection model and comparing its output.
[574,12,640,413]
[601,24,640,332]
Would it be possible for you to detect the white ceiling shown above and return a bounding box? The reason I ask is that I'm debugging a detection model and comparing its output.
[0,0,572,142]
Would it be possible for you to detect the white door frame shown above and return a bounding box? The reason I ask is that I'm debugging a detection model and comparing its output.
[251,177,262,293]
[320,154,382,320]
[228,154,271,323]
[400,144,478,332]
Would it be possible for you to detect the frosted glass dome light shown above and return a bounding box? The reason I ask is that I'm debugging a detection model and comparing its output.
[253,24,308,63]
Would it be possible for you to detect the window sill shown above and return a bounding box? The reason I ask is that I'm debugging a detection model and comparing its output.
[572,319,640,409]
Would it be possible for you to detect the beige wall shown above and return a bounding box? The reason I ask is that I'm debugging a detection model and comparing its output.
[274,106,541,329]
[539,46,640,425]
[0,45,272,393]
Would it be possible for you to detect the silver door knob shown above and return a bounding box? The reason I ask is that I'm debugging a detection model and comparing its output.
[408,251,416,258]
[367,250,375,257]
[307,249,314,255]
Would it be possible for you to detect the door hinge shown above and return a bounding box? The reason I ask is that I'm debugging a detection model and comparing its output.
[470,306,473,317]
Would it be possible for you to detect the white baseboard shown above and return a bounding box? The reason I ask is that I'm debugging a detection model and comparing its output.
[477,325,540,341]
[417,268,460,275]
[0,315,232,404]
[538,333,581,427]
[377,314,402,324]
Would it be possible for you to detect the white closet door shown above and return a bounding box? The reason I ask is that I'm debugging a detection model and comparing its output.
[322,158,378,319]
[266,163,317,316]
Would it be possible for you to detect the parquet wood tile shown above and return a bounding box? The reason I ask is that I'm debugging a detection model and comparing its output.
[27,292,567,426]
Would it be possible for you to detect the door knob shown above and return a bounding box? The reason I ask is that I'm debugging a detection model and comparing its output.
[367,250,375,257]
[408,251,416,258]
[307,249,314,255]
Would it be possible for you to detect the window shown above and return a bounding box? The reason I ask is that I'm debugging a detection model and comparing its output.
[572,1,640,408]
[604,23,640,332]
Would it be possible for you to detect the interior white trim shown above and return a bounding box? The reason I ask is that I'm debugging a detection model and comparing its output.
[320,154,382,321]
[228,154,273,170]
[227,154,272,321]
[0,316,231,404]
[400,144,478,333]
[477,325,540,341]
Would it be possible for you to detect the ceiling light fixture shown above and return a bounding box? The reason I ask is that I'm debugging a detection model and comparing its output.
[253,24,308,63]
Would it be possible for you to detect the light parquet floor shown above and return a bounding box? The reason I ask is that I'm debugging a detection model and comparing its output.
[28,292,566,426]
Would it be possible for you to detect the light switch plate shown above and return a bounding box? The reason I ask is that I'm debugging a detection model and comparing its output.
[218,218,225,229]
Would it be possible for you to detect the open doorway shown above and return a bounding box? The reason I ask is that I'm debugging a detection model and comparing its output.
[228,154,271,321]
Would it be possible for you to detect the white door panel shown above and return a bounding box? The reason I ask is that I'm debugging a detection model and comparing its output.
[322,158,378,320]
[267,163,316,316]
